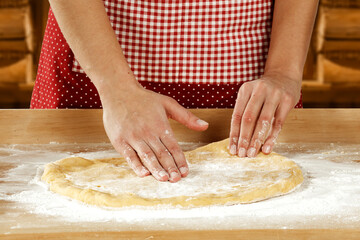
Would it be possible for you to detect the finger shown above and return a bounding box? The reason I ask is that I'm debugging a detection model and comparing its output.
[147,137,182,183]
[238,91,266,158]
[160,128,189,178]
[248,96,280,157]
[262,100,293,154]
[132,140,169,182]
[229,87,251,155]
[165,98,209,131]
[116,141,150,177]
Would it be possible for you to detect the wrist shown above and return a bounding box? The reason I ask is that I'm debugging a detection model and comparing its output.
[264,57,304,82]
[94,71,143,108]
[263,69,302,85]
[261,70,302,96]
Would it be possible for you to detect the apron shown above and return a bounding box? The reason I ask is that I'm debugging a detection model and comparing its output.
[31,0,303,109]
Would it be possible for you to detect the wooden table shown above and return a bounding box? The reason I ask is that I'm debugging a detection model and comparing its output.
[1,109,360,240]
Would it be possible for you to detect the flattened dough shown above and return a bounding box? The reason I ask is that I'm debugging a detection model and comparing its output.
[42,139,303,208]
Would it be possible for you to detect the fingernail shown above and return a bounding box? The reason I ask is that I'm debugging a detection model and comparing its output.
[248,148,256,157]
[238,148,246,157]
[230,144,237,155]
[248,147,256,158]
[170,172,179,181]
[140,167,150,176]
[159,170,169,179]
[179,167,188,175]
[254,139,262,149]
[196,119,209,126]
[262,145,271,154]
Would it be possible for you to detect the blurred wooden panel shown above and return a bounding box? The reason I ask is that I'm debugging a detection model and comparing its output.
[0,54,32,84]
[0,0,29,8]
[317,53,360,83]
[0,51,26,66]
[321,0,360,8]
[0,83,33,108]
[303,44,316,80]
[317,7,360,40]
[0,6,32,40]
[31,0,49,73]
[0,39,31,52]
[317,39,360,52]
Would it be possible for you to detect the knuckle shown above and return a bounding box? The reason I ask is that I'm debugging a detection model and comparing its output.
[141,127,152,137]
[259,115,271,123]
[167,145,181,155]
[167,96,178,105]
[112,136,125,146]
[124,131,138,142]
[240,82,251,92]
[274,119,284,128]
[186,111,196,122]
[230,136,238,144]
[242,112,254,124]
[125,157,139,169]
[283,93,294,104]
[255,80,266,89]
[182,110,192,123]
[140,150,154,160]
[126,151,137,160]
[232,113,242,123]
[253,139,262,149]
[158,149,171,160]
[167,167,179,173]
[238,138,249,148]
[131,161,142,170]
[160,128,173,138]
[273,88,282,96]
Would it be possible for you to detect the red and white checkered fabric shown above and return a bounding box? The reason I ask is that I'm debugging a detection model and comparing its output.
[31,0,303,109]
[72,0,273,84]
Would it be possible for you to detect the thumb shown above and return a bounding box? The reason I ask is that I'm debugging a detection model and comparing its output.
[165,99,209,131]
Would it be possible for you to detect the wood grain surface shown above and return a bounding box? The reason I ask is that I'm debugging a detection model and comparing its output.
[1,109,360,239]
[1,109,360,144]
[2,229,360,240]
[317,7,360,40]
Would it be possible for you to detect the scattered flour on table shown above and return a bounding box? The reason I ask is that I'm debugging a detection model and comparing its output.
[1,143,360,230]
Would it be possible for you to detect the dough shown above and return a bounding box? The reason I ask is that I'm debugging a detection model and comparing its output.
[41,139,303,208]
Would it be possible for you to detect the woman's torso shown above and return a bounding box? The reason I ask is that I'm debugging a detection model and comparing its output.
[31,0,302,109]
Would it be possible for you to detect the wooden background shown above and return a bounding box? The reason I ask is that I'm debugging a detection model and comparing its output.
[1,0,360,108]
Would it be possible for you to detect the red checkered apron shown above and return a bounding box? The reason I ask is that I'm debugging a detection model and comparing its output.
[31,0,302,109]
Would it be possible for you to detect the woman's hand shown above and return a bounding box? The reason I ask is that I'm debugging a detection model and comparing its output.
[102,84,209,183]
[229,72,301,158]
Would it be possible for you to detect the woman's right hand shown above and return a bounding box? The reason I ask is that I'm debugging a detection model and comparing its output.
[101,83,209,183]
[48,0,209,183]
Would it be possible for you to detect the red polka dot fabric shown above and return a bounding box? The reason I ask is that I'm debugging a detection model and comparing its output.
[31,0,303,109]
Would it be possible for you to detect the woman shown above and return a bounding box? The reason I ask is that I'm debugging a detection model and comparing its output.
[31,0,318,182]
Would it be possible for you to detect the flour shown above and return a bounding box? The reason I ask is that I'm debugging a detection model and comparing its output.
[63,154,297,199]
[1,142,360,232]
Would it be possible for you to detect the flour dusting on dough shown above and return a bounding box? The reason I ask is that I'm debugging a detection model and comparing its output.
[41,139,303,208]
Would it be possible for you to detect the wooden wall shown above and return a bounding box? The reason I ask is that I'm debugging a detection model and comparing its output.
[302,0,360,107]
[0,0,48,108]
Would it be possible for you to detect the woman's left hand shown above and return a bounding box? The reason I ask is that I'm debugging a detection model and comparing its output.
[229,72,302,158]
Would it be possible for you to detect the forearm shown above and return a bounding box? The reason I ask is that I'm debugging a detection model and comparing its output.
[264,0,319,80]
[48,0,139,96]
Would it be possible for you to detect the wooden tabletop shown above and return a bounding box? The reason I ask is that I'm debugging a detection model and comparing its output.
[1,108,360,144]
[2,229,360,240]
[1,109,360,239]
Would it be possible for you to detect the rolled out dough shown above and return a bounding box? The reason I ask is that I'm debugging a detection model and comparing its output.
[41,139,303,208]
